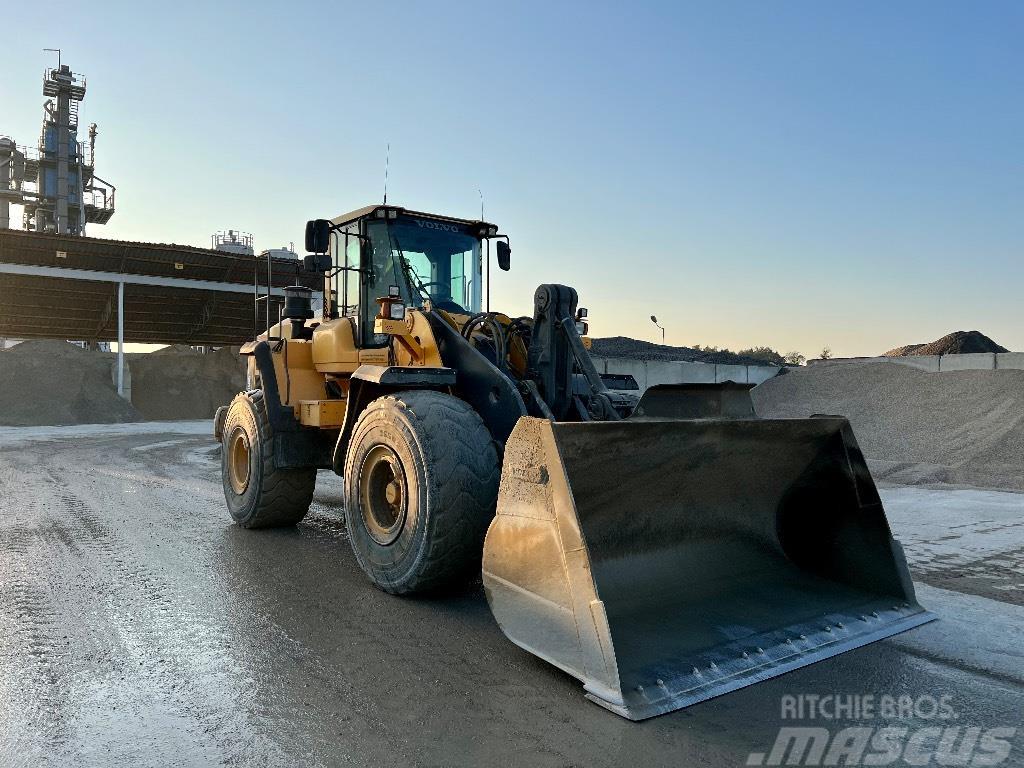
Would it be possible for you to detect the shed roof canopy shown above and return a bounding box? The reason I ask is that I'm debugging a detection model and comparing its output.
[0,230,321,345]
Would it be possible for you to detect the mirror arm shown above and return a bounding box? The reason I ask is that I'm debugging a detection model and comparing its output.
[480,234,511,311]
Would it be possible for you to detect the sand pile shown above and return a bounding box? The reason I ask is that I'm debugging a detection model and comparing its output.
[885,331,1007,356]
[590,336,776,366]
[0,342,246,425]
[0,340,140,426]
[753,361,1024,491]
[129,346,245,420]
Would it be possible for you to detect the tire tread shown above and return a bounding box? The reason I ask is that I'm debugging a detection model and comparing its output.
[346,390,501,594]
[223,390,315,528]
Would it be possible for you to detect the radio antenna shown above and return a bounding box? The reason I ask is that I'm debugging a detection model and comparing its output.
[478,188,484,220]
[383,143,390,205]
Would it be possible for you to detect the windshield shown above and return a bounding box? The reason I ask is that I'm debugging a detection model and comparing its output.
[366,216,482,315]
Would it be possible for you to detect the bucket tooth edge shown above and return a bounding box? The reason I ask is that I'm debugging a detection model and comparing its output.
[584,610,936,721]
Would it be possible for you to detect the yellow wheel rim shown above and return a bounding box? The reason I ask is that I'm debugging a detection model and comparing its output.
[228,428,251,495]
[358,444,408,546]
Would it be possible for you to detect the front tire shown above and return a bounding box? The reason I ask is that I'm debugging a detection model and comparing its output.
[221,390,316,528]
[344,390,500,594]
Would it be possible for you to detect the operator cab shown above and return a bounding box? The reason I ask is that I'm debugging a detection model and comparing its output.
[305,205,507,347]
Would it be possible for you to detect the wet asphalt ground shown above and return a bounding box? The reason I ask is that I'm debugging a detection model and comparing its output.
[1,422,1022,767]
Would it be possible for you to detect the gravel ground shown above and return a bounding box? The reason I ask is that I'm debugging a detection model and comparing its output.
[882,486,1024,606]
[1,423,1022,767]
[752,361,1024,491]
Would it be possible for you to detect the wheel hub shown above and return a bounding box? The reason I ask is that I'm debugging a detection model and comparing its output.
[228,428,251,495]
[359,445,408,546]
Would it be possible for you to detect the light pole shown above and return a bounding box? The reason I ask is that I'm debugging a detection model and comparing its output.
[650,315,665,344]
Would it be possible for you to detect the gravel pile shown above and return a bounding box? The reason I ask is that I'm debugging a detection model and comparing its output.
[752,361,1024,491]
[0,342,245,425]
[130,346,245,420]
[0,341,140,426]
[885,331,1007,356]
[590,336,776,366]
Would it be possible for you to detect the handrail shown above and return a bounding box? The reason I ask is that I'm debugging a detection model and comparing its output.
[44,67,86,89]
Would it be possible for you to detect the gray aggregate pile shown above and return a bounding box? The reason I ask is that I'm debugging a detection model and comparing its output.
[130,346,245,420]
[753,361,1024,491]
[885,330,1007,356]
[0,341,245,425]
[0,340,139,426]
[590,336,776,366]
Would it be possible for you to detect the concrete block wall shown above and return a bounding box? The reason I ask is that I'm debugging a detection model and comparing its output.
[592,357,781,392]
[939,353,996,371]
[808,356,889,366]
[809,352,1022,373]
[597,351,1024,393]
[714,364,746,384]
[681,362,717,383]
[748,365,784,385]
[891,356,941,372]
[997,352,1024,370]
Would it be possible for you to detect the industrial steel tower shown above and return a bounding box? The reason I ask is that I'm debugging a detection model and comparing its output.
[0,62,116,235]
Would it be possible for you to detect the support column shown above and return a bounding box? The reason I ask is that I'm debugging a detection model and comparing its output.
[117,280,124,396]
[0,151,10,229]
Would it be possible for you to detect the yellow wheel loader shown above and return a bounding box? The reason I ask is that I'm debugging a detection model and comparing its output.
[214,203,933,720]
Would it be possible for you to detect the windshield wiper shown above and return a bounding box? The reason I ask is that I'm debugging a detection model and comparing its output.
[389,233,431,304]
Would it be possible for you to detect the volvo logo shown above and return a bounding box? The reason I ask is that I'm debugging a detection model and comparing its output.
[413,219,461,233]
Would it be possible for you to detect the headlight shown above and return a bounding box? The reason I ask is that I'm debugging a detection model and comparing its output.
[389,302,406,320]
[575,320,588,335]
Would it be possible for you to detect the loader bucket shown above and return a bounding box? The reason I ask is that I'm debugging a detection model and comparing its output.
[482,415,933,720]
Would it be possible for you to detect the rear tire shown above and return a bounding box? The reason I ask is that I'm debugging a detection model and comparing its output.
[344,390,500,594]
[221,390,316,528]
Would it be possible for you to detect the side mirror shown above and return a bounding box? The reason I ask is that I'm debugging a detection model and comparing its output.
[496,240,511,272]
[305,219,331,254]
[303,253,332,273]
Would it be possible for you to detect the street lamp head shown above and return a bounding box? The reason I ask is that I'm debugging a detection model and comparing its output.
[650,315,665,344]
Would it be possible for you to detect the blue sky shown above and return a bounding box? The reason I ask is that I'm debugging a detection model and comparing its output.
[1,1,1021,356]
